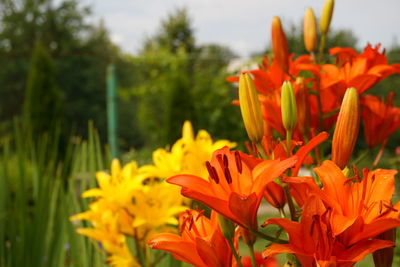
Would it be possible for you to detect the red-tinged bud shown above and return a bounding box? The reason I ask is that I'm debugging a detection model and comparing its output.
[239,226,256,246]
[271,16,289,73]
[303,8,317,53]
[264,182,286,209]
[320,0,335,34]
[295,78,311,136]
[373,228,396,267]
[331,87,360,169]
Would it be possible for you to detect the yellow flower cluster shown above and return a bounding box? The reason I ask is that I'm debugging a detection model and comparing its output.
[70,121,235,267]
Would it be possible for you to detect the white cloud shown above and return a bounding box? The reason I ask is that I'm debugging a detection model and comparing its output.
[85,0,400,57]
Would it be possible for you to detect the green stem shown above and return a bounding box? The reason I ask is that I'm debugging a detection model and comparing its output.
[373,139,387,169]
[247,243,257,267]
[249,229,287,244]
[284,185,297,221]
[318,33,327,64]
[227,238,243,267]
[351,149,370,166]
[285,130,292,157]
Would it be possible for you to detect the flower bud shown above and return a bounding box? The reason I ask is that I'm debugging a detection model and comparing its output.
[373,228,396,267]
[281,81,297,133]
[331,87,360,169]
[239,73,264,143]
[295,77,310,136]
[320,0,334,34]
[264,182,286,209]
[303,8,317,53]
[217,213,235,240]
[271,16,289,73]
[239,226,256,246]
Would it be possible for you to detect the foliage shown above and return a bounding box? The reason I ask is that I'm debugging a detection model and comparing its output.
[23,42,61,136]
[0,0,132,142]
[0,120,108,267]
[129,8,245,149]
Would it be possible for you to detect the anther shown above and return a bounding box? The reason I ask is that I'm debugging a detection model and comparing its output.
[223,154,229,168]
[224,167,233,184]
[234,151,242,173]
[206,161,220,184]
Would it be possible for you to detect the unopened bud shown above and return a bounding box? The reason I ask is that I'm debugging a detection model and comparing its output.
[239,226,256,246]
[281,81,297,133]
[264,182,286,209]
[295,77,310,136]
[332,87,360,169]
[271,17,289,73]
[373,228,396,267]
[320,0,334,34]
[217,213,235,240]
[239,73,264,143]
[303,8,317,53]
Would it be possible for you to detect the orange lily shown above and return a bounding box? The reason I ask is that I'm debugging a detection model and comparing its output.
[284,160,400,244]
[148,209,232,267]
[263,195,395,267]
[305,44,400,95]
[167,147,296,230]
[361,93,400,147]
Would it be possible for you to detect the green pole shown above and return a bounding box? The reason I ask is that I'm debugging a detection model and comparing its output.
[106,64,119,159]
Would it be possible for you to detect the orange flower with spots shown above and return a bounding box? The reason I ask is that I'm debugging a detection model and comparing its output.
[148,209,232,267]
[262,195,395,267]
[283,160,400,243]
[167,147,296,230]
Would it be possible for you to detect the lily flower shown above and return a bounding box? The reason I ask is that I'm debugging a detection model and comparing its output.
[148,209,232,267]
[361,93,400,147]
[262,196,394,267]
[283,160,400,244]
[139,120,236,180]
[168,147,296,230]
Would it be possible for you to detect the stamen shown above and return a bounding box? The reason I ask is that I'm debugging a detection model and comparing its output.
[234,151,242,174]
[224,167,233,184]
[384,203,398,212]
[352,165,361,182]
[205,161,219,184]
[223,154,229,168]
[216,154,224,169]
[195,209,205,221]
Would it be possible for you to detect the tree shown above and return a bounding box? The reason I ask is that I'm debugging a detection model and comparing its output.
[134,9,246,148]
[23,42,61,135]
[0,0,135,144]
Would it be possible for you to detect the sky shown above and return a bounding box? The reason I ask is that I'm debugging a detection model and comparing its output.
[84,0,400,58]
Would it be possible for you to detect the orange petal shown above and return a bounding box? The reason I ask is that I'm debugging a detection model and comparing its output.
[338,239,394,262]
[229,192,259,229]
[148,233,206,267]
[168,174,213,195]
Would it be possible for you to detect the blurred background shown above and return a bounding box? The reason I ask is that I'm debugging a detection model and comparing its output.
[0,0,399,158]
